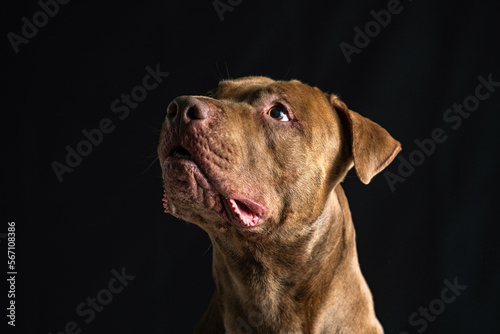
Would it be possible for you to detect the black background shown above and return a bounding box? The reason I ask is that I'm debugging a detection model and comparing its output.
[2,0,500,333]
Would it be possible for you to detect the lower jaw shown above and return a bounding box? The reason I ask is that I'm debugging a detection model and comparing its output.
[165,193,262,229]
[162,161,264,228]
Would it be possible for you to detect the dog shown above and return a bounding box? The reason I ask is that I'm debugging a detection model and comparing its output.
[158,76,401,333]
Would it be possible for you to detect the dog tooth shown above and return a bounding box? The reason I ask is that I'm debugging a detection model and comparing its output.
[162,191,170,213]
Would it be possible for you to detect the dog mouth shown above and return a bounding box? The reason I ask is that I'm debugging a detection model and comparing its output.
[223,197,266,227]
[162,145,266,228]
[170,146,193,160]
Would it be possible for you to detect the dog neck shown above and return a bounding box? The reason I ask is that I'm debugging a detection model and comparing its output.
[199,186,380,333]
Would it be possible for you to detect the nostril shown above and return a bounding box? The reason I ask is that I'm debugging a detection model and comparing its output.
[166,101,178,120]
[183,100,211,121]
[167,96,211,127]
[186,106,201,120]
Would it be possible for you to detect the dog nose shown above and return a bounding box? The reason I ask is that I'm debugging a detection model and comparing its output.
[166,96,211,127]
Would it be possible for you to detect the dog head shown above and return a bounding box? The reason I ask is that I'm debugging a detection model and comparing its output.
[158,77,400,239]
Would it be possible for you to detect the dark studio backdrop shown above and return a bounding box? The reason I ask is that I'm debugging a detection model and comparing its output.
[2,0,499,333]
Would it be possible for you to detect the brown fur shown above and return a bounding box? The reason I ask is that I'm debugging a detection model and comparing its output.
[158,77,401,333]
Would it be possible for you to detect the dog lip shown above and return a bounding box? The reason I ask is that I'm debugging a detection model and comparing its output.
[223,196,267,227]
[161,150,199,181]
[160,131,267,227]
[170,146,193,159]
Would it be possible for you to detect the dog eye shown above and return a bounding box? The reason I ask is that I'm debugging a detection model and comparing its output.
[266,106,289,121]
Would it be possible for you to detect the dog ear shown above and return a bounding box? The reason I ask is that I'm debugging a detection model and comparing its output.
[328,94,401,184]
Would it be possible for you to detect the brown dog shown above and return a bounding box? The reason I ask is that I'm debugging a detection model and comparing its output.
[158,77,401,333]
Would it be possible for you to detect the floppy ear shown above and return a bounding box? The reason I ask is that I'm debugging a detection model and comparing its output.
[328,94,401,184]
